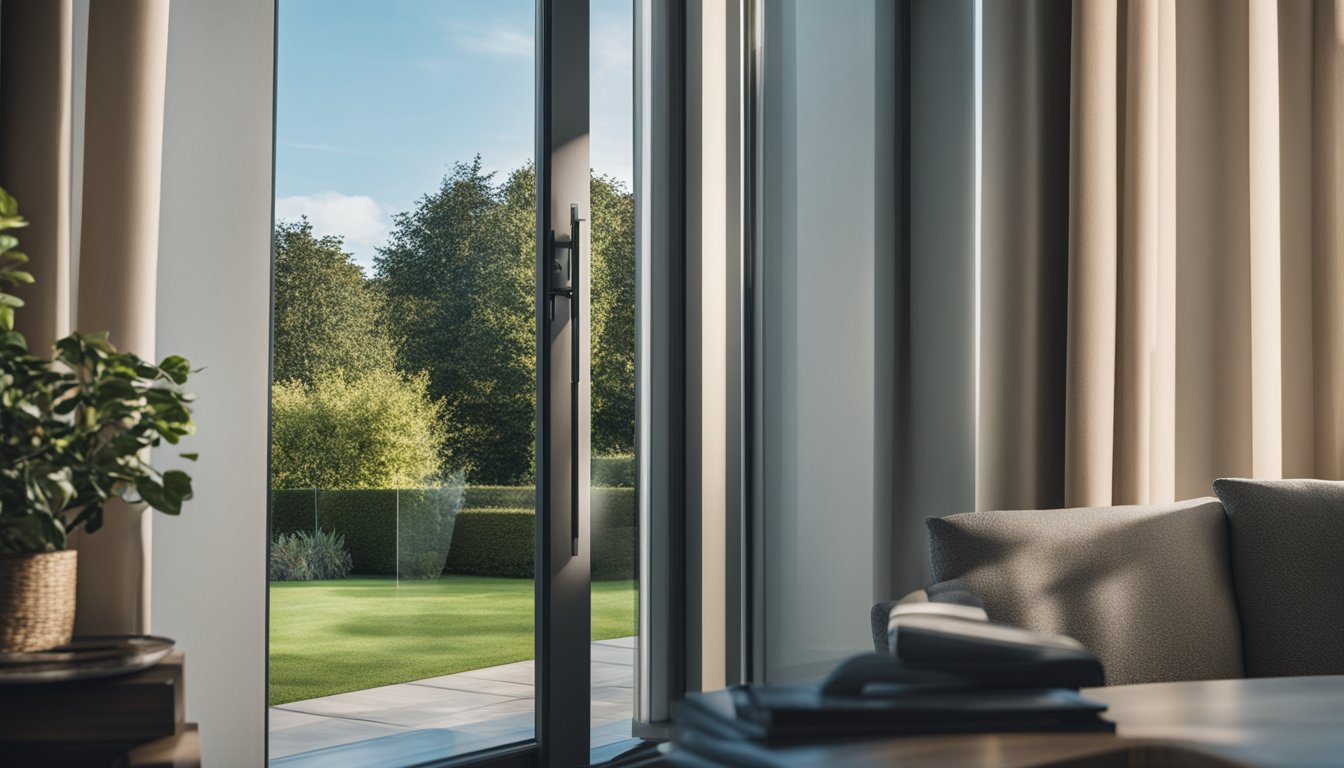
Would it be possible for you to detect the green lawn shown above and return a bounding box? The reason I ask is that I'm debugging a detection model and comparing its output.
[269,576,636,705]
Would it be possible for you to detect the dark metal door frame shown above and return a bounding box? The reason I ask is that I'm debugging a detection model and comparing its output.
[535,0,591,765]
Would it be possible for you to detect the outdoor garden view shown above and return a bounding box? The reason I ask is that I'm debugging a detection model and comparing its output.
[268,160,637,707]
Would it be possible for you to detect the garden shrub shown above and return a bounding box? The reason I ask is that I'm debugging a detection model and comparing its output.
[270,529,353,581]
[271,369,446,490]
[591,454,635,487]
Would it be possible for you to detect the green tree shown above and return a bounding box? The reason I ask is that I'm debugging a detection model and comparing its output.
[272,219,396,385]
[589,173,636,454]
[271,369,446,489]
[375,159,636,483]
[376,159,535,484]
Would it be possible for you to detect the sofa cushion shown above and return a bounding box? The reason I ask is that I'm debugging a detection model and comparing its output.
[1213,478,1344,677]
[927,498,1244,685]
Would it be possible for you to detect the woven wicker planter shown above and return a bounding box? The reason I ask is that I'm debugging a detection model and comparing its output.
[0,550,77,653]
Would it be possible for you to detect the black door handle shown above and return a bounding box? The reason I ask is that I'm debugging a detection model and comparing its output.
[549,204,584,557]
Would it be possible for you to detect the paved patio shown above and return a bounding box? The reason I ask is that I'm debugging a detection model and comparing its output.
[268,636,636,764]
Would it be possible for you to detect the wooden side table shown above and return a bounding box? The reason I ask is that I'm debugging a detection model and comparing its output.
[0,652,201,767]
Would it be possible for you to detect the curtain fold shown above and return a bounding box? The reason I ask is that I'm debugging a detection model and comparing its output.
[1316,0,1344,477]
[0,0,73,355]
[978,0,1071,512]
[977,0,1344,513]
[0,0,170,635]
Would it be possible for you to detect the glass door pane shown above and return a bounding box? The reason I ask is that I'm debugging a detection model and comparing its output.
[587,0,638,754]
[267,1,540,762]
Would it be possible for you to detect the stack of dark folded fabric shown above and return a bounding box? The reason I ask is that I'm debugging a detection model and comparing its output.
[666,590,1113,766]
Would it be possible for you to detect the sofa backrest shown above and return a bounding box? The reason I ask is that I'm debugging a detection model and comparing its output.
[927,498,1244,685]
[1213,478,1344,678]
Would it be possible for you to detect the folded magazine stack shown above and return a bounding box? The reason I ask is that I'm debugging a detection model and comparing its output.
[665,596,1114,767]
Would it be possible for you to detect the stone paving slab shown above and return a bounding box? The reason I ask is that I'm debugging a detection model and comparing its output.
[269,637,636,762]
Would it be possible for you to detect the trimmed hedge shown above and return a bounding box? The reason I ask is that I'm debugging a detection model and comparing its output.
[444,506,636,581]
[272,478,634,581]
[272,489,317,537]
[444,508,534,578]
[463,485,534,509]
[269,484,463,579]
[592,454,635,487]
[463,486,634,529]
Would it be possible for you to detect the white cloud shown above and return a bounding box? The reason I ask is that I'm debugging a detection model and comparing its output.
[275,192,389,272]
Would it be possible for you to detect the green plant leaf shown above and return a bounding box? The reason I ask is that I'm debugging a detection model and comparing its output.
[0,513,66,554]
[158,355,191,384]
[0,188,198,539]
[0,330,26,350]
[81,505,105,534]
[179,452,199,461]
[162,470,193,502]
[136,476,181,515]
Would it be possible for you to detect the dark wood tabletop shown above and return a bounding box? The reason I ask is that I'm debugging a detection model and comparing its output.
[667,675,1344,767]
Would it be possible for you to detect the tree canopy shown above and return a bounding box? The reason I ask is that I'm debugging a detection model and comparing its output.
[589,173,636,455]
[271,159,636,488]
[272,219,397,385]
[375,160,536,484]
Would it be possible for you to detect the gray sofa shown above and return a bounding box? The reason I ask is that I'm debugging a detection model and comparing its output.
[871,478,1344,686]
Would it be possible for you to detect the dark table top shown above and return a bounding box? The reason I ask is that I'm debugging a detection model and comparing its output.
[667,675,1344,767]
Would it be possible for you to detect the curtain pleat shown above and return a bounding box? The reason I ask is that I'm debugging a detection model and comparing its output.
[1315,0,1344,478]
[0,0,73,354]
[978,0,1071,512]
[0,0,170,635]
[978,0,1344,513]
[1113,0,1163,505]
[1249,0,1285,479]
[71,0,170,637]
[1064,0,1121,507]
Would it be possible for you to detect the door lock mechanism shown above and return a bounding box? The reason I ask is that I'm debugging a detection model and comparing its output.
[548,204,583,319]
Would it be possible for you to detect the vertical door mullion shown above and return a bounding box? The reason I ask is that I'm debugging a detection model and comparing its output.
[536,0,590,765]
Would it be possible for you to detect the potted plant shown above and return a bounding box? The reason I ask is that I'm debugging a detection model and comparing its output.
[0,187,198,652]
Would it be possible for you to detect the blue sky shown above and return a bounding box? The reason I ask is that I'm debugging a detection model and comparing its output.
[274,0,633,271]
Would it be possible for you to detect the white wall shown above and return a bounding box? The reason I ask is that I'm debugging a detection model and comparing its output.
[153,1,274,763]
[758,0,897,682]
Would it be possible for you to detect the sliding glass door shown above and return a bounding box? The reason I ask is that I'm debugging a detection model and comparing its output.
[267,1,636,765]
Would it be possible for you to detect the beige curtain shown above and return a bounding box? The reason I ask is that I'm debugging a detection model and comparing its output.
[0,0,171,635]
[979,0,1344,512]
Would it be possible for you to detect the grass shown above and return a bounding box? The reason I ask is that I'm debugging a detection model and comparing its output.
[269,575,636,705]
